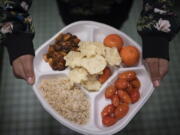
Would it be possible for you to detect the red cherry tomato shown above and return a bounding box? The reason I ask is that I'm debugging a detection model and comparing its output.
[115,79,129,90]
[118,71,136,81]
[114,103,129,120]
[105,85,116,99]
[98,67,112,84]
[112,95,120,107]
[101,104,115,118]
[117,90,131,104]
[128,88,140,103]
[102,116,117,127]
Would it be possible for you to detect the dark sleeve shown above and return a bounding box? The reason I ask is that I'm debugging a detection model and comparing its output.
[0,0,34,64]
[137,0,180,60]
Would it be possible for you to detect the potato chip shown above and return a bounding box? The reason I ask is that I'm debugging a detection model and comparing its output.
[78,42,97,57]
[81,55,107,74]
[93,42,105,56]
[68,68,88,83]
[78,42,105,57]
[105,47,121,66]
[64,51,83,68]
[82,75,102,91]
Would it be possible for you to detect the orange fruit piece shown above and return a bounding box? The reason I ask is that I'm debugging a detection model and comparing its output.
[119,45,140,66]
[103,34,123,50]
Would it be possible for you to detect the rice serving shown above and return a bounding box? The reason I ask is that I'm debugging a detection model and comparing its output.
[39,77,90,125]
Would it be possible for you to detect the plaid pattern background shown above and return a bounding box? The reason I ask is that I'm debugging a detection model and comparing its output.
[0,0,180,135]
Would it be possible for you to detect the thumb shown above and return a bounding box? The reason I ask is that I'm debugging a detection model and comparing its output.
[145,58,161,87]
[159,58,169,80]
[22,55,35,85]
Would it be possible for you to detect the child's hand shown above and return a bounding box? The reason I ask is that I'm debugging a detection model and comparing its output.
[144,58,169,87]
[12,54,35,85]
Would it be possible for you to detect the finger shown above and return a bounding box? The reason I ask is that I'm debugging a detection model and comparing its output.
[159,58,169,80]
[145,58,160,87]
[12,61,26,80]
[145,58,160,81]
[22,55,35,85]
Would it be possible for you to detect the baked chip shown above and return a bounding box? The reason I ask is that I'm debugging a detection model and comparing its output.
[82,75,102,91]
[105,47,122,66]
[64,51,83,68]
[78,41,105,57]
[81,55,107,74]
[93,42,105,56]
[78,42,97,57]
[68,68,88,83]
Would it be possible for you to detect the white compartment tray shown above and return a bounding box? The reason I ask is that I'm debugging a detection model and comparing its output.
[33,21,154,135]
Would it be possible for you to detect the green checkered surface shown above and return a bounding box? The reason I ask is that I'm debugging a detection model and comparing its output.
[0,0,180,135]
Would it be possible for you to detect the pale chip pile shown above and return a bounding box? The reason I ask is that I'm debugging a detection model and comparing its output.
[64,41,122,91]
[69,68,88,83]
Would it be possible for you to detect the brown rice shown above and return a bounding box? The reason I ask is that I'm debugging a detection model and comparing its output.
[39,77,90,125]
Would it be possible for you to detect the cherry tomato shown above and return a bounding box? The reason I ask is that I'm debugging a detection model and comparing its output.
[118,71,136,81]
[98,67,112,84]
[105,85,116,99]
[115,79,129,90]
[114,103,129,120]
[128,88,140,103]
[131,78,141,89]
[102,116,117,127]
[101,104,115,118]
[112,95,120,107]
[126,83,133,93]
[117,90,131,104]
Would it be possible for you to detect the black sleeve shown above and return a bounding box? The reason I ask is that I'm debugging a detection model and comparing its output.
[137,0,180,60]
[0,0,34,64]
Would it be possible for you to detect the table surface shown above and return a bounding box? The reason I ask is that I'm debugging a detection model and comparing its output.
[0,0,180,135]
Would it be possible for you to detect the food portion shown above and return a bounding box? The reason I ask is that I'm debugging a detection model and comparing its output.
[82,75,102,91]
[104,47,121,66]
[64,41,122,91]
[103,34,140,67]
[68,68,88,83]
[81,55,107,75]
[43,33,80,70]
[101,71,141,127]
[42,32,140,92]
[103,34,123,50]
[39,77,90,125]
[119,45,140,67]
[37,28,145,132]
[98,67,112,84]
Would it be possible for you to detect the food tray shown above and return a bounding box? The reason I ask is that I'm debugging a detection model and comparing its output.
[33,21,154,135]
